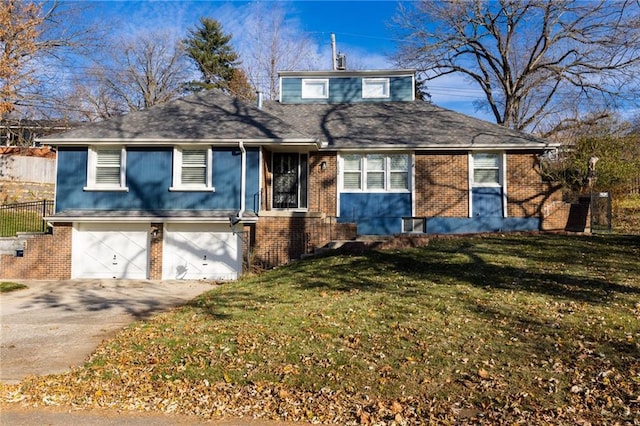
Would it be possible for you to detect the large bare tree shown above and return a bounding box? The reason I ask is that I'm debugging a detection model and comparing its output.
[394,0,640,135]
[75,30,191,119]
[240,3,321,100]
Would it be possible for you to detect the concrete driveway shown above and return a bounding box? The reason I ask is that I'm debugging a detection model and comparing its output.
[0,279,215,384]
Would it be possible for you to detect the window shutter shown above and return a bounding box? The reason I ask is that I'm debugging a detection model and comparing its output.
[181,149,207,185]
[95,149,121,185]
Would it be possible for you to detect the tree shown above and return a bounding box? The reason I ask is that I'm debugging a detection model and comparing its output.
[0,1,95,120]
[183,18,241,93]
[0,1,42,119]
[73,30,190,118]
[239,3,321,100]
[394,0,640,135]
[542,116,640,194]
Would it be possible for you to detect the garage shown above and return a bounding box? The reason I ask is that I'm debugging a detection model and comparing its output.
[72,223,149,279]
[162,223,241,280]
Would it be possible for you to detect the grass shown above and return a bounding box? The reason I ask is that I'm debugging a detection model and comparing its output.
[2,234,639,424]
[614,194,640,234]
[0,281,27,293]
[0,211,44,237]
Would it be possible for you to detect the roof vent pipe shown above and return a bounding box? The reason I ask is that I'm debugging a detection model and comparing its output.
[256,91,263,109]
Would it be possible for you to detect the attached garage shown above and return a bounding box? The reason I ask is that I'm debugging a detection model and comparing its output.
[162,223,241,280]
[72,223,149,279]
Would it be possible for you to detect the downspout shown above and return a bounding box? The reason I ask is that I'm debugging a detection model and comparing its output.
[238,140,246,219]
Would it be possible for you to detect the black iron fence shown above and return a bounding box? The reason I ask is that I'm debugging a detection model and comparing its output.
[0,200,53,237]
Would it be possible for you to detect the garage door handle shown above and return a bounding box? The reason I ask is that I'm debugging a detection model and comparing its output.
[112,254,118,265]
[202,254,208,266]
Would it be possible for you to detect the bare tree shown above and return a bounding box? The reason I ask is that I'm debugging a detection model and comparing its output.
[78,30,191,117]
[394,0,640,135]
[240,3,321,100]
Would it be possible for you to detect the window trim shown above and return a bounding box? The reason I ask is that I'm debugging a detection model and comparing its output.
[339,153,410,193]
[84,146,128,192]
[468,151,508,218]
[470,152,502,188]
[362,77,390,99]
[170,146,214,192]
[301,79,329,99]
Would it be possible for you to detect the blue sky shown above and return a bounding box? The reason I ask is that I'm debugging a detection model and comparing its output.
[74,1,491,120]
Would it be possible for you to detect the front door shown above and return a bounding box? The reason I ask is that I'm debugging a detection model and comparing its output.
[272,153,307,209]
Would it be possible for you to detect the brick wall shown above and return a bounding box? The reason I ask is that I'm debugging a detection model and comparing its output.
[308,152,337,215]
[253,215,356,268]
[148,223,163,280]
[506,153,563,217]
[0,223,71,279]
[414,153,469,217]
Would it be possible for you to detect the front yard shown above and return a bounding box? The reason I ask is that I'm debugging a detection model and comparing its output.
[2,234,639,424]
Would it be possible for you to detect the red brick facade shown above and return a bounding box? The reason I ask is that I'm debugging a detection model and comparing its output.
[0,224,72,279]
[414,153,469,217]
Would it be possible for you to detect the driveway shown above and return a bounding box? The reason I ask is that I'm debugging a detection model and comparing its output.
[0,279,215,384]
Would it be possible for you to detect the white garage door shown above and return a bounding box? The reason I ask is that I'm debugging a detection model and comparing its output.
[162,223,241,280]
[72,223,149,279]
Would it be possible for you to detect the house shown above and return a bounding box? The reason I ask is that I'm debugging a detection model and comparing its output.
[0,69,569,281]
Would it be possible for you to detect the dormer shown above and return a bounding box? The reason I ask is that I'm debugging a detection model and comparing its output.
[278,69,416,104]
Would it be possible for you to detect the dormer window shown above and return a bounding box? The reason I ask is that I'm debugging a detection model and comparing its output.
[362,78,390,98]
[301,79,329,99]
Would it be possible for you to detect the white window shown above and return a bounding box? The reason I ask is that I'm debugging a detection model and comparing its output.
[85,146,127,191]
[301,79,329,99]
[472,153,501,186]
[362,78,390,98]
[171,146,214,191]
[341,153,409,192]
[403,218,425,233]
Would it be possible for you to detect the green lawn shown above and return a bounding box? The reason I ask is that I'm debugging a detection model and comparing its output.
[3,234,639,424]
[0,211,44,237]
[0,282,27,293]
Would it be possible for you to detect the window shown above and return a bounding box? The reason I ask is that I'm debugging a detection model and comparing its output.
[341,153,409,192]
[85,146,127,191]
[301,79,329,99]
[362,78,390,98]
[403,218,425,233]
[171,146,213,191]
[472,153,501,185]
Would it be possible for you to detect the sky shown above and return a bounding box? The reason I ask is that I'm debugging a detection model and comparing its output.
[73,0,492,120]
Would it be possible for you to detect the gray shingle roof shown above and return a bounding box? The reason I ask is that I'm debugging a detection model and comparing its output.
[43,88,556,150]
[263,100,555,150]
[44,90,316,143]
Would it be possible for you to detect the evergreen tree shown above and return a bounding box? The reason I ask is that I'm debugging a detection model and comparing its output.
[183,18,240,92]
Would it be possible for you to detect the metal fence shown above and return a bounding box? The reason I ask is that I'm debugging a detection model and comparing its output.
[0,200,53,237]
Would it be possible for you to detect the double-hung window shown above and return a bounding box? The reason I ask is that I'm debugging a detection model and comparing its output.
[171,146,213,191]
[85,146,127,191]
[472,153,501,186]
[341,153,409,192]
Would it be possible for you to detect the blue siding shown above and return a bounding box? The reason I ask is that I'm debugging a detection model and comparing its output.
[55,147,260,213]
[472,187,503,217]
[425,217,540,234]
[281,76,413,104]
[338,193,411,235]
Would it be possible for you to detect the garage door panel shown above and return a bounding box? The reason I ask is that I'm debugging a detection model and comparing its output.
[72,223,149,279]
[163,223,241,280]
